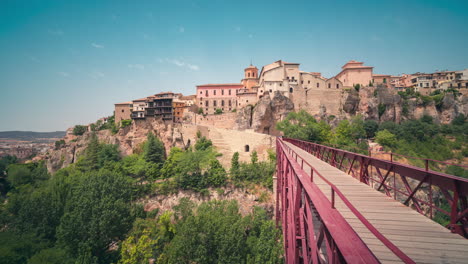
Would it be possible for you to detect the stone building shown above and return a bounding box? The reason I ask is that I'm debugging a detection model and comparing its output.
[131,97,147,119]
[335,60,374,87]
[114,101,133,125]
[172,100,186,122]
[196,84,242,115]
[257,60,300,99]
[145,92,175,122]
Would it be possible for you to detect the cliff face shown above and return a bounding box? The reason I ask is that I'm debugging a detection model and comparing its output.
[46,118,185,173]
[235,91,294,135]
[342,86,467,124]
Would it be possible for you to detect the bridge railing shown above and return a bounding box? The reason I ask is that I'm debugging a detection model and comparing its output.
[276,138,416,264]
[283,137,468,238]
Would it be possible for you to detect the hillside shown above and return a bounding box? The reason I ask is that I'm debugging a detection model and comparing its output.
[0,131,66,142]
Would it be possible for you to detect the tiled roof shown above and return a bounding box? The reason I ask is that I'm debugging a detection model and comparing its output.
[197,83,243,87]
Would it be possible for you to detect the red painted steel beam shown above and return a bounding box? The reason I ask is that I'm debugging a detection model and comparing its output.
[277,138,380,264]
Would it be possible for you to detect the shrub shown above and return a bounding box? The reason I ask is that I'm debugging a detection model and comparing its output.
[55,140,65,149]
[73,125,87,136]
[375,129,397,148]
[214,108,223,115]
[121,119,132,128]
[354,84,360,91]
[378,103,386,118]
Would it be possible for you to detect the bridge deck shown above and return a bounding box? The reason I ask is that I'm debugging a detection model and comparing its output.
[284,141,468,264]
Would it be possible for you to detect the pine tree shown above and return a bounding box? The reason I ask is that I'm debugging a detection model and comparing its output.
[230,152,240,179]
[144,132,165,165]
[85,132,100,170]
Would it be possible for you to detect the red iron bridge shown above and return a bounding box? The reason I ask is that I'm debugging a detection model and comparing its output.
[275,137,468,264]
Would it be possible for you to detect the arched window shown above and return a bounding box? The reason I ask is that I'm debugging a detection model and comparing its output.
[248,72,250,77]
[245,145,250,152]
[289,87,293,93]
[336,84,339,89]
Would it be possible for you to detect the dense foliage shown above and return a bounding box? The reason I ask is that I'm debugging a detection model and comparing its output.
[119,199,283,264]
[0,130,281,263]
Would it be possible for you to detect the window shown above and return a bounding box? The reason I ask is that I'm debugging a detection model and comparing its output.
[200,102,202,105]
[458,83,461,88]
[244,145,250,152]
[420,83,423,87]
[269,89,272,93]
[253,73,255,77]
[328,83,331,88]
[336,84,339,89]
[308,80,310,84]
[214,90,216,95]
[221,100,225,106]
[317,83,319,88]
[229,89,231,95]
[228,100,231,106]
[200,91,202,94]
[121,109,124,113]
[248,72,250,77]
[383,78,387,84]
[205,101,208,106]
[246,100,249,102]
[289,87,293,93]
[222,90,224,95]
[301,80,304,84]
[279,83,282,86]
[205,90,208,96]
[214,100,217,106]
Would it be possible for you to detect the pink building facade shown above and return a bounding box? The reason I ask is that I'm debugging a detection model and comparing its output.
[335,60,373,87]
[196,84,243,114]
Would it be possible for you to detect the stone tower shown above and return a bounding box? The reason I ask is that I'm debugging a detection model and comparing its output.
[242,64,259,91]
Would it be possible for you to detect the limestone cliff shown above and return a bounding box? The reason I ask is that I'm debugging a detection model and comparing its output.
[235,91,294,135]
[341,86,467,124]
[46,118,185,173]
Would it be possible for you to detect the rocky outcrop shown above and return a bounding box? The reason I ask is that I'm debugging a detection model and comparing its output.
[340,85,467,124]
[46,117,185,173]
[142,185,274,216]
[236,91,294,135]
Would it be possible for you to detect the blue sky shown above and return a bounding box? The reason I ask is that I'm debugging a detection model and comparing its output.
[1,0,467,131]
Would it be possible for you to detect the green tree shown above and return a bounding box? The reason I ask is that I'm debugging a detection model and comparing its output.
[206,159,227,187]
[72,125,87,136]
[57,169,134,261]
[28,248,74,264]
[375,129,397,148]
[276,110,331,143]
[194,136,213,151]
[144,132,165,165]
[363,120,379,138]
[251,151,258,164]
[230,152,240,179]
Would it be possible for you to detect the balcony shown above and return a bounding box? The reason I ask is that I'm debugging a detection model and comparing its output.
[131,113,145,119]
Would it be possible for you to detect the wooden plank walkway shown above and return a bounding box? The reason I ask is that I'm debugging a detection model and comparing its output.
[284,141,468,264]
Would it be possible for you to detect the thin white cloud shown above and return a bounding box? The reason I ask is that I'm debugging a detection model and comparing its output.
[48,29,64,36]
[128,64,145,70]
[370,35,382,42]
[165,58,199,71]
[58,71,70,77]
[234,26,241,32]
[248,34,253,39]
[91,43,104,48]
[179,26,185,33]
[90,71,105,79]
[187,64,199,70]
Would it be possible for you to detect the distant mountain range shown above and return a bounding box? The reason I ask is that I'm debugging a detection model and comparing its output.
[0,131,66,141]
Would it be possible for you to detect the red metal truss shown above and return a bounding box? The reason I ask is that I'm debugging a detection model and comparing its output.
[283,137,468,238]
[276,138,416,264]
